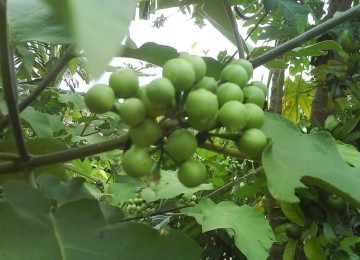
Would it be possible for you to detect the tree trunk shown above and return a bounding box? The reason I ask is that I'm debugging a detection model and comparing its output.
[269,67,285,114]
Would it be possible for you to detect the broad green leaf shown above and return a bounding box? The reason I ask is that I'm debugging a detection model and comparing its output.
[182,198,275,260]
[37,174,95,206]
[265,59,288,69]
[279,202,306,227]
[109,182,137,205]
[303,237,326,260]
[289,40,344,57]
[233,173,267,199]
[0,181,202,259]
[264,0,310,33]
[120,42,224,79]
[141,170,213,202]
[336,142,360,167]
[58,92,86,110]
[201,0,237,46]
[44,0,137,78]
[157,0,201,9]
[20,107,54,137]
[282,76,315,122]
[0,139,67,184]
[340,236,360,255]
[261,113,360,208]
[283,240,298,260]
[8,0,71,44]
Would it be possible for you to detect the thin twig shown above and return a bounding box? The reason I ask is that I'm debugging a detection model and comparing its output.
[205,166,264,198]
[250,5,360,68]
[0,0,30,162]
[223,0,245,59]
[0,133,129,174]
[0,46,75,130]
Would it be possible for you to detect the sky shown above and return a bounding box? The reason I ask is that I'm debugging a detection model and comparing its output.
[71,6,269,91]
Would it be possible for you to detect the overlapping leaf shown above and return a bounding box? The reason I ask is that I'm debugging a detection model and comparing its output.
[182,198,275,260]
[261,113,360,208]
[0,180,202,259]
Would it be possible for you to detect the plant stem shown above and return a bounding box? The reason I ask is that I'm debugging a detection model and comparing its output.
[223,0,245,59]
[0,0,30,162]
[80,114,96,136]
[0,46,75,130]
[64,164,100,182]
[205,166,264,198]
[198,141,245,159]
[0,133,129,174]
[251,5,360,69]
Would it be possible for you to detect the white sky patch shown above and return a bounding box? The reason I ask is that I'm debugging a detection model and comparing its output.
[65,7,270,92]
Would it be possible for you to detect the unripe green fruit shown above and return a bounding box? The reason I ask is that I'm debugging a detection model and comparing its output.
[220,64,249,88]
[243,86,266,107]
[146,77,175,106]
[178,159,207,188]
[230,59,253,79]
[122,146,154,178]
[179,54,207,82]
[162,58,196,91]
[118,98,146,126]
[185,89,218,131]
[327,194,346,212]
[250,81,268,97]
[219,101,248,131]
[165,129,197,162]
[244,103,265,129]
[193,76,218,93]
[217,82,244,106]
[129,119,162,148]
[238,128,267,159]
[109,68,139,98]
[84,84,116,114]
[137,87,168,118]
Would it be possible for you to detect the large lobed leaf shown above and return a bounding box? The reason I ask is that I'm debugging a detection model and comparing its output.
[0,179,202,259]
[261,113,360,208]
[182,198,275,260]
[43,0,137,78]
[8,0,71,44]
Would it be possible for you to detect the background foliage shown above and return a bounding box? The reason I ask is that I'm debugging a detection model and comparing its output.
[0,0,360,259]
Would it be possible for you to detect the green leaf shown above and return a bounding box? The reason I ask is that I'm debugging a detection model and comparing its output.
[20,107,54,137]
[141,170,213,203]
[0,181,202,259]
[58,92,86,110]
[44,0,137,78]
[261,113,360,208]
[109,182,137,205]
[283,240,298,260]
[336,142,360,167]
[233,173,267,199]
[37,174,95,206]
[120,42,224,79]
[289,40,344,57]
[0,139,67,184]
[8,0,71,44]
[264,0,310,34]
[340,236,360,255]
[182,198,275,260]
[303,237,326,260]
[280,202,306,227]
[201,0,236,46]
